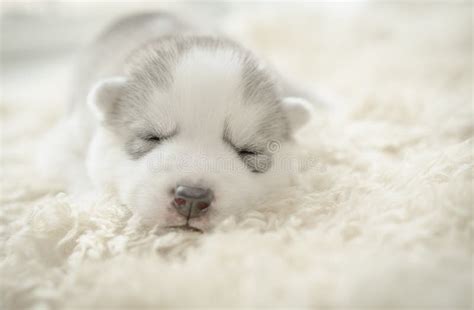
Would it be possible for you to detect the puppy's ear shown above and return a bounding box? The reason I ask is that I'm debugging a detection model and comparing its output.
[281,97,314,133]
[87,77,127,122]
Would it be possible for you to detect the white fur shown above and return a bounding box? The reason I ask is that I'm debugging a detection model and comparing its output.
[281,97,313,131]
[87,76,128,122]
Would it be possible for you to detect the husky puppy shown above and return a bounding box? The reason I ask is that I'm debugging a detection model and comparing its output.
[40,13,314,232]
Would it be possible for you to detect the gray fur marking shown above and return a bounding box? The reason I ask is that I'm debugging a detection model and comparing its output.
[91,21,290,161]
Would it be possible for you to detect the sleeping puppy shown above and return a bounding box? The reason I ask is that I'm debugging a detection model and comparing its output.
[39,13,314,232]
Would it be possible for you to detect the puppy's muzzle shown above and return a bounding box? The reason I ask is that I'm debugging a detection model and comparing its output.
[173,185,213,219]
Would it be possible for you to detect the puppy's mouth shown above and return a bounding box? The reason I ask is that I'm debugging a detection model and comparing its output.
[164,204,204,233]
[165,224,203,233]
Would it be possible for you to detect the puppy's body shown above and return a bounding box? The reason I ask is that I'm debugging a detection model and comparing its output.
[40,13,314,231]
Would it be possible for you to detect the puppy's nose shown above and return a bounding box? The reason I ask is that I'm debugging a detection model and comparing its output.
[173,185,213,218]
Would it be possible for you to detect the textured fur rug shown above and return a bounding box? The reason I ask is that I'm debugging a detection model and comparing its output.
[1,2,472,309]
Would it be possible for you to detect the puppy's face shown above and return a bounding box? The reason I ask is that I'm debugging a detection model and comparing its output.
[87,42,312,231]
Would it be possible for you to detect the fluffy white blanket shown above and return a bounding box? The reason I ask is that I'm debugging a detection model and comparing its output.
[1,2,472,309]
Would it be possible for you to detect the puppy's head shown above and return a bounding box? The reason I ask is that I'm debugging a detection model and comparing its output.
[87,37,313,231]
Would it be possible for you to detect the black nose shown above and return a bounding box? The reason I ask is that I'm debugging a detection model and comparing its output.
[173,185,213,218]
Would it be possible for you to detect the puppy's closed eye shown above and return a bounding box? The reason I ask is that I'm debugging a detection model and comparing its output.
[141,134,163,143]
[238,149,259,157]
[126,133,169,159]
[236,148,272,174]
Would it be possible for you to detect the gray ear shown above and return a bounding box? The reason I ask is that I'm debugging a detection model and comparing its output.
[87,77,127,121]
[281,97,314,132]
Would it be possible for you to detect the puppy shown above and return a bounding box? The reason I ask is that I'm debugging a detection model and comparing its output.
[39,13,314,232]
